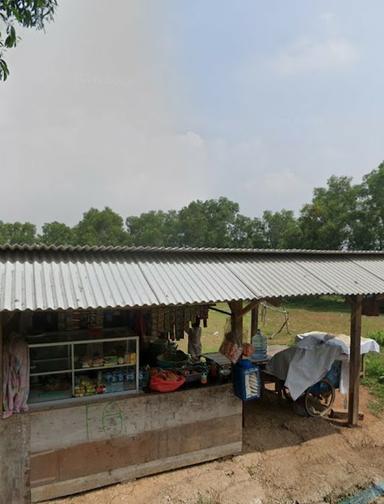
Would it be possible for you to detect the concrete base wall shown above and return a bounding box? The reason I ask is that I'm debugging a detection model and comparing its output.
[0,414,31,504]
[29,385,242,502]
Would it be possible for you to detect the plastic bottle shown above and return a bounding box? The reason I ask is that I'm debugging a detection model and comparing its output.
[251,329,268,361]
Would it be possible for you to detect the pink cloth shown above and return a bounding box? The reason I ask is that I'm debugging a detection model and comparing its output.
[2,333,29,418]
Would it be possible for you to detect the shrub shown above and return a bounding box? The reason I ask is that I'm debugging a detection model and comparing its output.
[368,330,384,348]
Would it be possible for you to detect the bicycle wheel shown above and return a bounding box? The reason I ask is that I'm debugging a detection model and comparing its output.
[304,379,335,417]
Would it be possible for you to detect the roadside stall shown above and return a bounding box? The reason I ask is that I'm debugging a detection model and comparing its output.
[1,245,384,503]
[2,305,241,503]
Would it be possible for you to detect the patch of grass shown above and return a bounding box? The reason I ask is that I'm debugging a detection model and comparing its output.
[368,330,384,347]
[364,352,384,378]
[195,492,221,504]
[178,301,384,354]
[286,295,350,313]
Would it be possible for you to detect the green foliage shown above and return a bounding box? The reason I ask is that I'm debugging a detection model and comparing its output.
[362,351,384,416]
[286,295,349,312]
[299,176,357,250]
[0,161,384,249]
[178,197,240,248]
[0,0,57,80]
[0,221,37,244]
[73,207,131,246]
[126,210,180,247]
[362,330,384,416]
[262,209,302,249]
[368,330,384,348]
[351,163,384,249]
[229,214,267,248]
[39,221,74,246]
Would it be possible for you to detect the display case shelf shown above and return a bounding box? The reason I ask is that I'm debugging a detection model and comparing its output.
[74,363,135,372]
[27,327,136,346]
[30,369,73,377]
[28,335,139,404]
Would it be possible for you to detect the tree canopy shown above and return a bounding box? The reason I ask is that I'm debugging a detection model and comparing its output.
[299,176,357,250]
[0,0,57,80]
[1,162,384,250]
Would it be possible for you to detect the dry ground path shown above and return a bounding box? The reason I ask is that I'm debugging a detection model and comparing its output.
[51,387,384,504]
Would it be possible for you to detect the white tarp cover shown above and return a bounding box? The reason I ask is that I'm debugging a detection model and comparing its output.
[265,331,380,400]
[296,331,380,355]
[297,331,380,395]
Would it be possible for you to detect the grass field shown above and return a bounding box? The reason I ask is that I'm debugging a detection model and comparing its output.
[180,297,384,352]
[178,296,384,414]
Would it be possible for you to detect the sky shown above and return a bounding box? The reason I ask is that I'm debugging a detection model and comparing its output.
[1,0,384,227]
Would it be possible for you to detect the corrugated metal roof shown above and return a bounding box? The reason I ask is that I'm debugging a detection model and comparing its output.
[1,246,384,311]
[296,257,384,295]
[1,244,384,255]
[223,256,334,298]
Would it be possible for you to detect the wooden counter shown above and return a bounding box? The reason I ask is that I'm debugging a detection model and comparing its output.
[29,384,242,502]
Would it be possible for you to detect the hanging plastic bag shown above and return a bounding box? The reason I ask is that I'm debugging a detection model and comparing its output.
[219,317,243,364]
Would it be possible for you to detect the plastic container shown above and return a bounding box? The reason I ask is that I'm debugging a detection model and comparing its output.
[157,350,189,369]
[251,329,268,361]
[149,370,185,393]
[233,360,261,401]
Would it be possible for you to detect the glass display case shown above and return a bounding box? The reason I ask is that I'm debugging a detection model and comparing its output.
[28,336,139,404]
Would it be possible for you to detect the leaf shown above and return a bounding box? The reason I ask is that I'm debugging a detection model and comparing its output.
[5,25,17,48]
[0,58,10,81]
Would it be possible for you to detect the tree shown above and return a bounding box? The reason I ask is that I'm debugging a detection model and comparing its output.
[230,214,267,248]
[73,207,130,246]
[0,0,57,80]
[299,176,357,250]
[178,197,240,248]
[126,210,180,247]
[262,210,302,249]
[40,221,74,245]
[0,221,37,244]
[351,162,384,250]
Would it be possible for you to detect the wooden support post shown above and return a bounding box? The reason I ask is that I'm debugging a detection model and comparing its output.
[239,300,260,318]
[251,303,259,339]
[348,295,363,427]
[228,301,243,343]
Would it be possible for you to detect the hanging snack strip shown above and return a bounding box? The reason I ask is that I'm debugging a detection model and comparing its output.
[150,305,209,340]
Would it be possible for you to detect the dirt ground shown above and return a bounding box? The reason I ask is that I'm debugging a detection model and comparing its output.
[51,387,384,504]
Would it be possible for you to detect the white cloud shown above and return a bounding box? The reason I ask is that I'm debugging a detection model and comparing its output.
[272,37,359,76]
